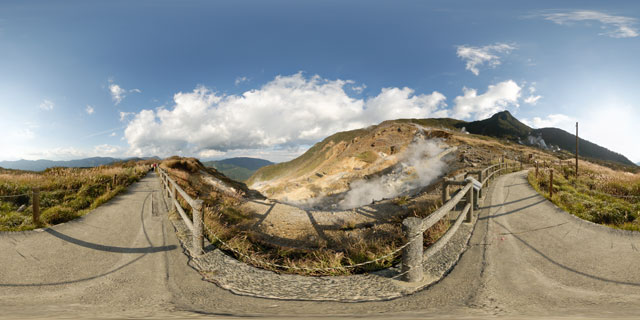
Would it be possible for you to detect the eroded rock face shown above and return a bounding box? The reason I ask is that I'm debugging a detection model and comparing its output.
[247,122,453,203]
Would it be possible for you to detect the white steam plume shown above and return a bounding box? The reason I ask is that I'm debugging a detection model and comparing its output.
[338,139,448,209]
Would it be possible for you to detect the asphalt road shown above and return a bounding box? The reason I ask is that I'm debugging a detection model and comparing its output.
[1,171,639,319]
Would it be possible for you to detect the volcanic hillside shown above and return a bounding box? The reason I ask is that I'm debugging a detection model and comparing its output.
[246,121,455,202]
[247,111,637,204]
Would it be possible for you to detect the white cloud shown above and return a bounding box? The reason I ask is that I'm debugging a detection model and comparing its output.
[85,105,95,115]
[93,144,121,156]
[235,76,249,85]
[108,81,141,105]
[365,87,448,121]
[25,147,87,160]
[39,99,54,111]
[523,84,542,105]
[542,10,638,38]
[110,132,117,137]
[109,84,126,105]
[351,84,367,94]
[521,114,574,129]
[123,73,448,157]
[452,80,522,120]
[524,95,542,105]
[456,43,516,76]
[199,149,226,158]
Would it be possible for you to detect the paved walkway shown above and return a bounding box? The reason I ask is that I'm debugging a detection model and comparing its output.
[1,171,639,319]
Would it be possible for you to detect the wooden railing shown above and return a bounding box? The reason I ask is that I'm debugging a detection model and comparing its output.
[401,159,518,282]
[158,159,520,280]
[157,167,205,255]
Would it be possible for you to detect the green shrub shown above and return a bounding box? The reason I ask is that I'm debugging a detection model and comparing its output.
[0,211,26,230]
[68,196,92,211]
[42,206,78,225]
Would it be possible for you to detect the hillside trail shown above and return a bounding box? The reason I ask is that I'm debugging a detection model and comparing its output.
[1,171,640,319]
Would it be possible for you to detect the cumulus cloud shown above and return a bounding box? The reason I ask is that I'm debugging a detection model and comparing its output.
[108,80,141,104]
[521,114,574,129]
[39,99,54,111]
[123,73,448,157]
[524,85,542,105]
[542,10,638,38]
[452,80,522,120]
[85,105,95,115]
[456,43,516,75]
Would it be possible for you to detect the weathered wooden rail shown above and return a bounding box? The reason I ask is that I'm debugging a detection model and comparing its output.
[401,159,517,282]
[157,167,205,255]
[158,159,520,281]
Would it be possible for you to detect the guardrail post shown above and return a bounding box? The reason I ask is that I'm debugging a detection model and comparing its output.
[402,217,423,282]
[441,179,450,205]
[165,176,170,199]
[193,199,204,255]
[549,170,554,198]
[32,187,40,227]
[170,184,176,211]
[478,171,484,198]
[466,187,473,222]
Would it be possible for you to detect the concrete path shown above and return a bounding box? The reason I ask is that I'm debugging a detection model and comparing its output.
[1,171,640,319]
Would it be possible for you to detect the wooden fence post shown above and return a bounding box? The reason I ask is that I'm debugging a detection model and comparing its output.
[442,179,450,205]
[402,217,423,282]
[549,170,554,198]
[466,187,474,222]
[478,171,484,198]
[32,188,40,227]
[193,199,204,255]
[170,184,176,211]
[165,176,170,199]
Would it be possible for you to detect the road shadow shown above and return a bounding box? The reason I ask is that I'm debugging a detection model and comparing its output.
[44,228,176,253]
[479,194,538,209]
[478,198,546,220]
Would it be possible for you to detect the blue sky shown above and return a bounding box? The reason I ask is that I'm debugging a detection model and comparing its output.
[1,0,639,163]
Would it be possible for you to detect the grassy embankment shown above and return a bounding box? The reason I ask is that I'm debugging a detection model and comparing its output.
[163,157,454,276]
[528,161,640,231]
[0,162,150,231]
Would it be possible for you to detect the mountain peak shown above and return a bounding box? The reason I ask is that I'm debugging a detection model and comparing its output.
[491,110,515,120]
[462,110,531,139]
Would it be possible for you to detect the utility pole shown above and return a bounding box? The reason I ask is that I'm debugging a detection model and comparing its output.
[575,122,579,178]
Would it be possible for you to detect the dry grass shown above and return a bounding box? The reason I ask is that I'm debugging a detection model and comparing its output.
[162,157,456,275]
[0,163,150,231]
[528,160,640,231]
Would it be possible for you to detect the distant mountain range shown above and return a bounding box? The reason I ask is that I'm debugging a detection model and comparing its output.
[0,156,159,171]
[405,111,635,167]
[203,157,274,182]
